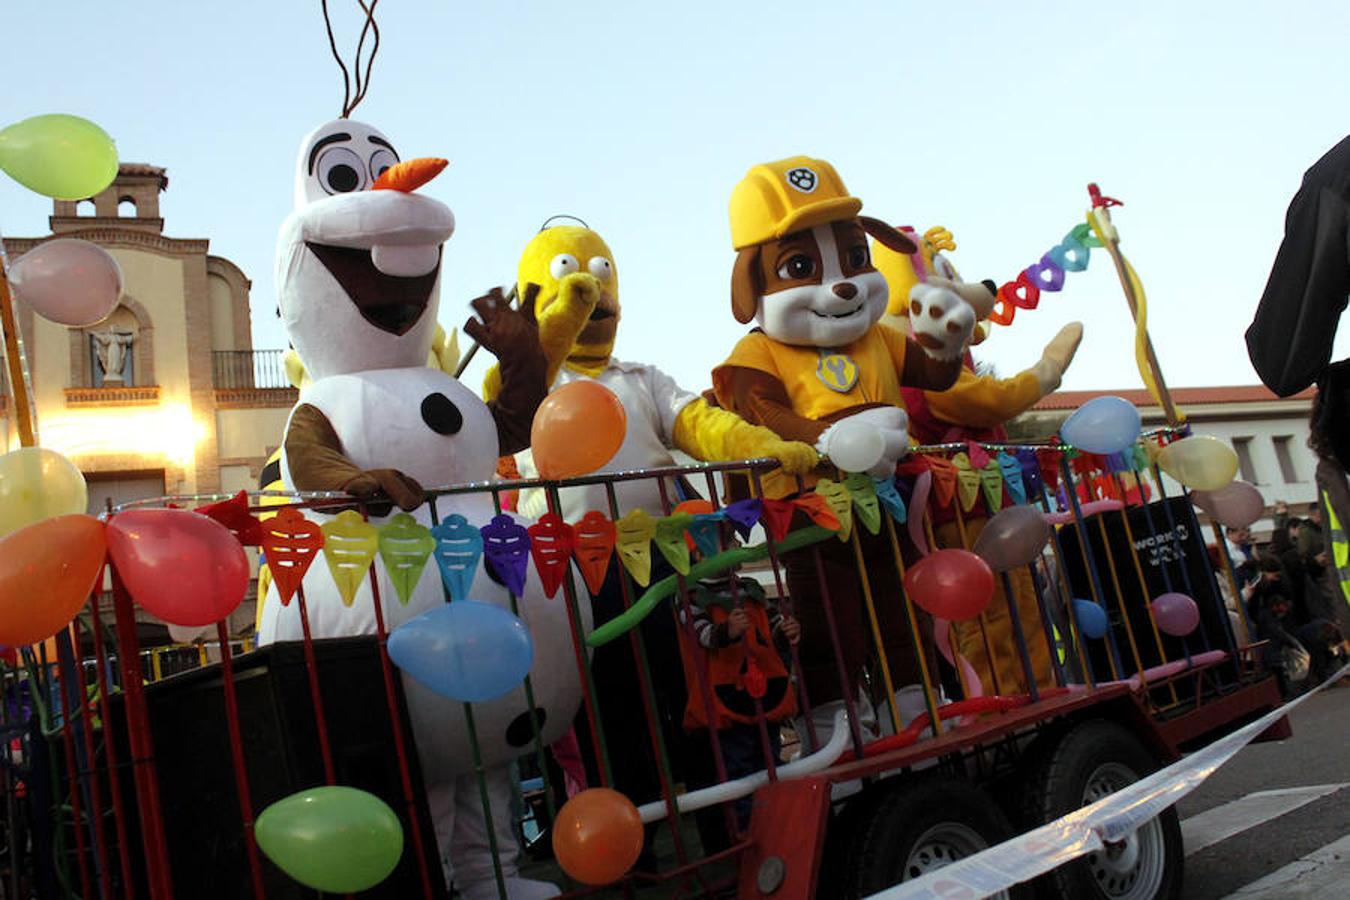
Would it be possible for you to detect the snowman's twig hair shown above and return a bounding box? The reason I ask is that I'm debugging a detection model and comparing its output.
[320,0,382,118]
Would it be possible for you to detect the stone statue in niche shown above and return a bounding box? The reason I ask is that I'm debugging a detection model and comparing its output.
[92,329,135,384]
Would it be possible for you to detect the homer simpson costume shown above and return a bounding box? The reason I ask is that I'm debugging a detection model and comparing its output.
[874,227,1082,695]
[484,223,819,519]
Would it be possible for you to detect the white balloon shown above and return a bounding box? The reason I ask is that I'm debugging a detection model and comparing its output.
[9,238,123,326]
[825,419,886,473]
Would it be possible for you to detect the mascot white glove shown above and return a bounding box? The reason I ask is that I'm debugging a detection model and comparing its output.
[909,283,976,360]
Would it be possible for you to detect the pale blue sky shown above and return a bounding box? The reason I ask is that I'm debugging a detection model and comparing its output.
[5,1,1350,397]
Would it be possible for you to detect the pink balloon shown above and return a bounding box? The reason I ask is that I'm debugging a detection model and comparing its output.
[107,509,248,627]
[1190,481,1264,529]
[1150,592,1200,637]
[9,238,123,326]
[902,549,995,621]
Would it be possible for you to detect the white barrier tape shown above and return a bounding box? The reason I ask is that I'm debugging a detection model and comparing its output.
[869,664,1349,900]
[636,709,850,824]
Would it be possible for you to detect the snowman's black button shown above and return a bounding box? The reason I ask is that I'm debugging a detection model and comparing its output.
[421,393,463,435]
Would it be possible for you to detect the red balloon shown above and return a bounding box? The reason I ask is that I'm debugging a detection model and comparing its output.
[0,515,106,646]
[107,508,249,626]
[530,381,626,479]
[552,788,644,885]
[903,549,995,621]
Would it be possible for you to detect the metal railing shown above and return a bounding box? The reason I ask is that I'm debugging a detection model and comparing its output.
[211,350,290,390]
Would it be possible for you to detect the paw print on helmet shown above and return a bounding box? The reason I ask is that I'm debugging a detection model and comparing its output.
[908,283,975,360]
[785,167,818,193]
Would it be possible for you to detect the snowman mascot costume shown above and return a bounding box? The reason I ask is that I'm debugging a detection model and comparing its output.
[258,119,579,900]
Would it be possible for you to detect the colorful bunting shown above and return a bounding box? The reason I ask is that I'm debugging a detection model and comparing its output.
[843,473,881,536]
[572,511,616,595]
[321,510,379,607]
[927,456,958,510]
[527,513,575,598]
[430,514,483,602]
[615,508,657,586]
[722,499,763,540]
[760,498,798,541]
[482,514,531,596]
[653,513,694,575]
[964,440,991,471]
[998,452,1026,505]
[791,492,841,532]
[194,490,262,546]
[377,513,435,605]
[979,458,1005,512]
[259,507,324,606]
[687,513,723,558]
[1017,448,1044,499]
[814,478,853,541]
[873,476,907,524]
[952,453,982,513]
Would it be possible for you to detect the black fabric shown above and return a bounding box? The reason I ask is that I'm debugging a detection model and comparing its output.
[1314,359,1350,470]
[1246,135,1350,395]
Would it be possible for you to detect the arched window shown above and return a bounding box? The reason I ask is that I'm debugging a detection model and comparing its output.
[117,197,137,218]
[77,199,96,217]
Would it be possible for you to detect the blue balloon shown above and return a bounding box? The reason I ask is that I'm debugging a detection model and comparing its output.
[1060,396,1141,455]
[1072,599,1109,640]
[387,601,534,703]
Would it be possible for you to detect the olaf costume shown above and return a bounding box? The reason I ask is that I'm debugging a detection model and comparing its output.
[257,119,576,900]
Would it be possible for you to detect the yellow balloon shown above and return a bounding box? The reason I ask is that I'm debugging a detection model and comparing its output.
[1157,435,1238,491]
[0,448,89,537]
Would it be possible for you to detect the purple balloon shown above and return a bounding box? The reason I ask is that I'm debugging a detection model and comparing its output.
[971,505,1050,571]
[1191,481,1264,529]
[1151,592,1199,637]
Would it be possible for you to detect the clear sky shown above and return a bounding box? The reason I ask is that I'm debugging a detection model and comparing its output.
[5,1,1350,399]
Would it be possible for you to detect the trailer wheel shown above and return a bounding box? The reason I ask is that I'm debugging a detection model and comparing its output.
[843,776,1024,899]
[1021,720,1183,900]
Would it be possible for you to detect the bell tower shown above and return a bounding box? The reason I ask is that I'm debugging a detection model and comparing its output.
[50,163,168,234]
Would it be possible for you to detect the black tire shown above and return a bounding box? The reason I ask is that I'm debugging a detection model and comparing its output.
[1020,719,1183,900]
[842,776,1026,899]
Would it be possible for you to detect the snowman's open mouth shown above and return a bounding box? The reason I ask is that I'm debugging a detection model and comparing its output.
[307,242,441,336]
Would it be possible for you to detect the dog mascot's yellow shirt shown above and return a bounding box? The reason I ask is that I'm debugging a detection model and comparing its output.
[713,324,910,421]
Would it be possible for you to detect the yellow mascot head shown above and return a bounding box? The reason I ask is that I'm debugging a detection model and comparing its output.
[517,223,619,364]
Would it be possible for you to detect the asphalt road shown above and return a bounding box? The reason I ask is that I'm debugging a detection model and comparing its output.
[1177,681,1350,898]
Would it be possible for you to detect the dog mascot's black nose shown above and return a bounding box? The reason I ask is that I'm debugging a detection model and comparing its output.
[832,282,858,300]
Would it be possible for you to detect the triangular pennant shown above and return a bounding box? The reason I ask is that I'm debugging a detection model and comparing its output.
[1039,449,1064,494]
[927,456,958,510]
[843,473,881,536]
[998,452,1026,505]
[1016,449,1044,499]
[814,478,854,541]
[194,490,262,546]
[527,513,575,598]
[979,459,1005,512]
[259,507,324,606]
[873,476,907,524]
[321,510,380,607]
[687,513,723,558]
[615,509,657,586]
[964,441,991,471]
[481,514,531,596]
[377,513,436,605]
[760,498,798,541]
[952,453,981,513]
[653,513,694,575]
[722,499,763,540]
[791,492,841,532]
[572,511,616,595]
[430,514,483,602]
[674,499,716,553]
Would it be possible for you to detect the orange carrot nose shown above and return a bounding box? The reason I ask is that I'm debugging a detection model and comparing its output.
[372,157,448,193]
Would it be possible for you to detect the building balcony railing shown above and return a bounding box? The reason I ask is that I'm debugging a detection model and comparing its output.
[212,350,291,390]
[65,385,161,406]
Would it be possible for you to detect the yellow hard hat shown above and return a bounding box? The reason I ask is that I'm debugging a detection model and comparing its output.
[729,156,862,250]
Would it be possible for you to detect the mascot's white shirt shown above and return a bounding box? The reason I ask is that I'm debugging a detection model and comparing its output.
[515,359,697,521]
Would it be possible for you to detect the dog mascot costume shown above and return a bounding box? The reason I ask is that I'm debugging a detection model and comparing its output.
[873,227,1083,694]
[257,119,582,900]
[711,156,976,737]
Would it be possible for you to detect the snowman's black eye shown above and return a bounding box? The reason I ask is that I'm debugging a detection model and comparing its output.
[316,146,366,195]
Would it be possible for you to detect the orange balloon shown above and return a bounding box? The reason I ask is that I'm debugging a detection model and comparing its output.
[551,788,644,885]
[530,382,626,479]
[0,514,106,646]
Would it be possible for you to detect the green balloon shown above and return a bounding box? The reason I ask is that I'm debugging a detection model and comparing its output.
[255,786,404,892]
[0,114,118,200]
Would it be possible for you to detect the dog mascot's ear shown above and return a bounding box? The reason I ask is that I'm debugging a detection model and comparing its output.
[731,245,763,324]
[858,215,919,256]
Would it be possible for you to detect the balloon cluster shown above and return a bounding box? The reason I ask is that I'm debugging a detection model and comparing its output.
[2,115,124,327]
[988,222,1101,327]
